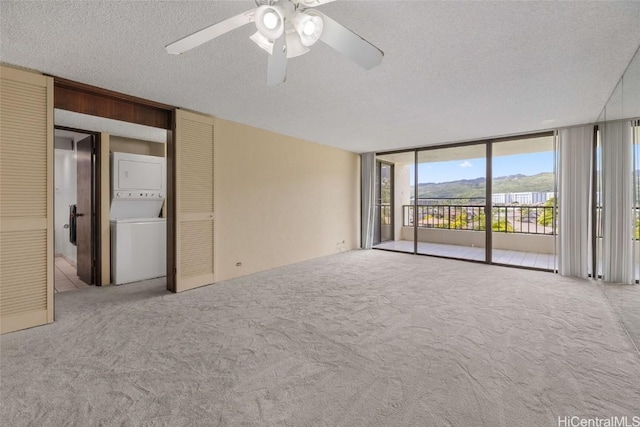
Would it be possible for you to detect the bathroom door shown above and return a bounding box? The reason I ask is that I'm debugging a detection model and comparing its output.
[76,135,95,284]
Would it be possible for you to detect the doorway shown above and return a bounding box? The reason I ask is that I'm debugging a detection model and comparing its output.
[53,127,100,292]
[54,111,170,293]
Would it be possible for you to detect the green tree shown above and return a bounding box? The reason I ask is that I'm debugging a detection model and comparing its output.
[451,212,468,229]
[537,197,556,227]
[492,219,514,232]
[477,210,513,232]
[381,176,391,203]
[476,210,487,231]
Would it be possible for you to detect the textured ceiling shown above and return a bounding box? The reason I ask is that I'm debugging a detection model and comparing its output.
[1,1,640,153]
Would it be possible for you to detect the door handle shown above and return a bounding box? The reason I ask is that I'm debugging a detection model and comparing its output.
[75,213,85,217]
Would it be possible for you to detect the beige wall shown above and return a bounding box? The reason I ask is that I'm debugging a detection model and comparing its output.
[109,136,165,157]
[213,118,360,282]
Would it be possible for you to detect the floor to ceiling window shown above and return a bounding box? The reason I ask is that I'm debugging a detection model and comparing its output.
[415,144,487,261]
[491,135,556,269]
[373,152,415,253]
[373,133,557,271]
[373,160,394,246]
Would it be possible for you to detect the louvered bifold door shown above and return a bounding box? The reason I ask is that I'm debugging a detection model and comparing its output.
[174,109,214,292]
[0,66,54,334]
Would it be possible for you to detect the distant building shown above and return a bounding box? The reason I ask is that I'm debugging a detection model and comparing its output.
[492,192,554,205]
[512,192,533,204]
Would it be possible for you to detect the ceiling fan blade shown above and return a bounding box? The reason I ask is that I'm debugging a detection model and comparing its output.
[315,11,383,70]
[267,32,287,86]
[296,0,338,6]
[166,9,256,55]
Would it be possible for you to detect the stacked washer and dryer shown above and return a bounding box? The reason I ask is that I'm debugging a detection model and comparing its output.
[110,152,166,285]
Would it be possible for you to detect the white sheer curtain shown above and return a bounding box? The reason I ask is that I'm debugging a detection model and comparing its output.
[361,153,376,249]
[557,126,593,278]
[601,121,634,284]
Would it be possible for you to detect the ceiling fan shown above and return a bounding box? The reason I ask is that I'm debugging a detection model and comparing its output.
[165,0,384,86]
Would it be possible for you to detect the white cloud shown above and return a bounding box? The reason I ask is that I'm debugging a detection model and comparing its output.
[459,161,472,168]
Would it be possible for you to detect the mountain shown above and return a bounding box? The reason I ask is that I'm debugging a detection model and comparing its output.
[413,172,555,199]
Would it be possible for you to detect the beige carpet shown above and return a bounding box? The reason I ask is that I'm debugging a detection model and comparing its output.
[1,250,639,426]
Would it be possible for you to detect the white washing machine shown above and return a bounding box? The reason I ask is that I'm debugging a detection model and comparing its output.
[110,217,166,285]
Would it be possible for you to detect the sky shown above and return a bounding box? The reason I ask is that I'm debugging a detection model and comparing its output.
[410,151,555,185]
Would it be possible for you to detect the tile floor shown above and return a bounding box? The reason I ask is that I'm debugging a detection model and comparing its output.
[55,257,90,293]
[373,240,557,270]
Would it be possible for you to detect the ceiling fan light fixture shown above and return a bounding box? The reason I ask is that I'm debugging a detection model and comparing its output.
[165,0,384,86]
[285,28,310,58]
[293,11,323,46]
[255,5,285,40]
[263,11,279,30]
[303,21,316,36]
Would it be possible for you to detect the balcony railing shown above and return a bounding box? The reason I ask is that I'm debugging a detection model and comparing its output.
[397,201,640,238]
[402,204,556,235]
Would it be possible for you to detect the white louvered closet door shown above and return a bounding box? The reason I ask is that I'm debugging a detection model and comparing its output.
[0,66,54,333]
[174,109,215,292]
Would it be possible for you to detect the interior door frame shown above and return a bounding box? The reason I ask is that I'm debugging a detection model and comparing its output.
[166,112,177,292]
[52,76,176,291]
[54,126,102,285]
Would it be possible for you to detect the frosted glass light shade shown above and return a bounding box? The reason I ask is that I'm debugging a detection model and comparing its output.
[255,5,284,40]
[293,12,323,46]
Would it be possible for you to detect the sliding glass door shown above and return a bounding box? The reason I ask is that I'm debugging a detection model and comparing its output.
[373,133,559,271]
[373,160,394,246]
[491,135,556,269]
[416,144,487,261]
[373,152,414,253]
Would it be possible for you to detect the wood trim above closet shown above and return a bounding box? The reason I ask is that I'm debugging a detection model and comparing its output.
[53,77,173,130]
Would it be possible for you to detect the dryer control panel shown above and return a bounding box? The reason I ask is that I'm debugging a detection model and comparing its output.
[113,191,165,200]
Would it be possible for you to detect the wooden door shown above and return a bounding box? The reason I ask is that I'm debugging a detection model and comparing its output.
[75,135,94,284]
[170,109,215,292]
[0,66,54,334]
